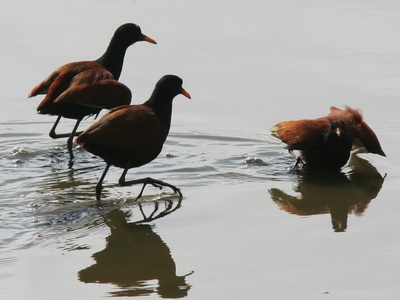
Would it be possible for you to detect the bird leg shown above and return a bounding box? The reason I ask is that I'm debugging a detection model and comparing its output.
[288,149,304,169]
[134,178,182,201]
[96,164,111,201]
[118,168,182,201]
[49,116,83,139]
[67,119,82,168]
[294,157,305,169]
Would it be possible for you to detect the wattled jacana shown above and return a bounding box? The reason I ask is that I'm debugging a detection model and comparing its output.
[271,106,385,170]
[76,75,191,201]
[28,23,157,165]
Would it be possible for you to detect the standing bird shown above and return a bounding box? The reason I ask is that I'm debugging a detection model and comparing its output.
[271,106,385,170]
[28,23,157,165]
[76,75,191,201]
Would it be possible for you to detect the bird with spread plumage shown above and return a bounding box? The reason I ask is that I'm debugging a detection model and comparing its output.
[76,75,191,201]
[271,106,385,170]
[28,23,157,166]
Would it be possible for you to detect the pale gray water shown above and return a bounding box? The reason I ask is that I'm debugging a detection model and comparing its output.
[1,0,400,299]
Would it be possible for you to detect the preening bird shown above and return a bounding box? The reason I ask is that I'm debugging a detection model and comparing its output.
[271,106,385,170]
[76,75,191,201]
[28,23,157,165]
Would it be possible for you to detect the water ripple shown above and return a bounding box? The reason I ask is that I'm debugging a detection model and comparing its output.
[0,124,300,250]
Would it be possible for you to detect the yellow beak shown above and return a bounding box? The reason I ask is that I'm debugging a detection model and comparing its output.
[141,34,157,44]
[181,88,191,99]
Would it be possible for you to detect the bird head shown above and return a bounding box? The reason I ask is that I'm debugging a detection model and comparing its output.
[114,23,157,47]
[154,75,191,100]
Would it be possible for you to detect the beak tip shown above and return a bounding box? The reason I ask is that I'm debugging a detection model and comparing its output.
[181,88,191,99]
[142,35,157,44]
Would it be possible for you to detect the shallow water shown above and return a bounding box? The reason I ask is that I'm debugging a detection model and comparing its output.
[1,0,400,299]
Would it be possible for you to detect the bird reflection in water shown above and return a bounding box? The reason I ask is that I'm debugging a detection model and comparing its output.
[269,153,385,232]
[78,197,192,298]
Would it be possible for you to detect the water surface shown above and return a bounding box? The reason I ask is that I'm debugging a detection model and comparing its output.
[1,0,400,299]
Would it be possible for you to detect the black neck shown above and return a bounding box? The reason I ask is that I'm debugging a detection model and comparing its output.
[144,95,174,131]
[95,41,128,80]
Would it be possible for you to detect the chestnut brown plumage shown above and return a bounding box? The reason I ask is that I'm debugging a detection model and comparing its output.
[28,23,156,165]
[272,106,385,170]
[76,75,191,201]
[325,106,385,156]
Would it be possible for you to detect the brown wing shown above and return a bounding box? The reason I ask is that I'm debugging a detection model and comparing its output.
[273,119,330,150]
[54,79,132,108]
[36,67,80,111]
[326,106,347,118]
[325,106,363,124]
[354,122,386,156]
[29,69,61,97]
[76,104,167,158]
[36,63,121,112]
[28,61,102,98]
[326,106,385,156]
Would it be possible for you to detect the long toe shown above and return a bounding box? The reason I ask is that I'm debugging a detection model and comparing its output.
[169,185,182,197]
[150,182,164,190]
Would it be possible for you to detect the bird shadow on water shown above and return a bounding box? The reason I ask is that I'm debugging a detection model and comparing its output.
[77,198,192,298]
[34,192,190,297]
[269,152,386,232]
